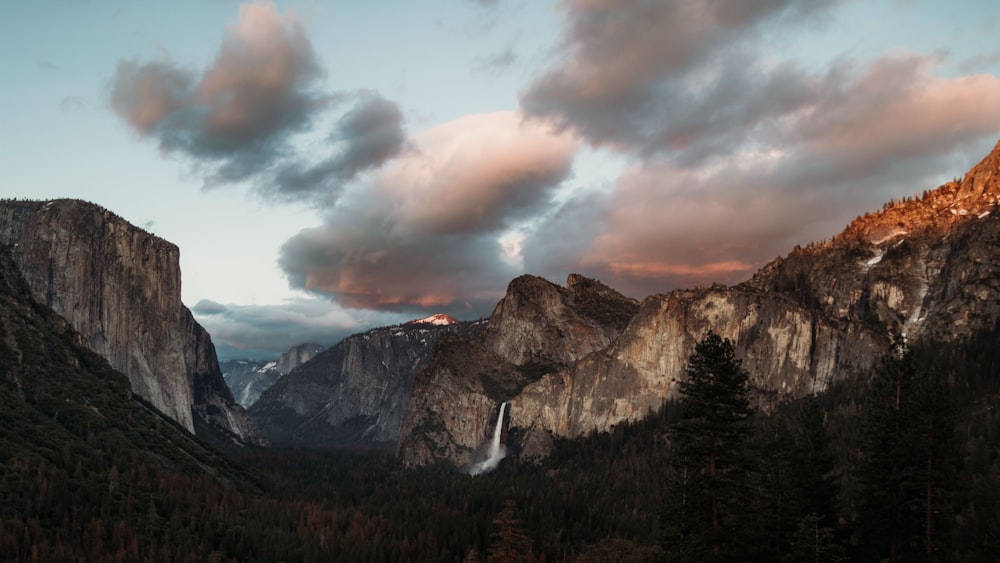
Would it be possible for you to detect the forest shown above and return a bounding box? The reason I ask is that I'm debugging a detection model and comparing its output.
[2,283,999,561]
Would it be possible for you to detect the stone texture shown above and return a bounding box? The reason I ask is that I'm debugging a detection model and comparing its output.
[0,199,264,446]
[400,274,642,466]
[277,342,325,375]
[483,274,639,375]
[397,334,524,468]
[250,320,486,446]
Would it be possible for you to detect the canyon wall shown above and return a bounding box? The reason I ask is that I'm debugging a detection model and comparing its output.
[0,199,264,446]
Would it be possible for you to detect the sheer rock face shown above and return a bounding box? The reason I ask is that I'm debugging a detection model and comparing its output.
[396,334,521,468]
[511,287,884,440]
[401,139,1000,468]
[249,320,487,446]
[277,343,325,375]
[483,274,639,374]
[399,274,641,466]
[0,199,264,446]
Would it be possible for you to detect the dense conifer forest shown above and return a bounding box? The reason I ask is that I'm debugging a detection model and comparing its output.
[2,244,1000,561]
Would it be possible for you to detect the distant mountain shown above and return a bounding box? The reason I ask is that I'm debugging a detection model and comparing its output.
[249,319,486,447]
[221,359,282,408]
[398,138,1000,468]
[222,343,325,408]
[0,199,264,447]
[406,313,459,326]
[277,342,325,375]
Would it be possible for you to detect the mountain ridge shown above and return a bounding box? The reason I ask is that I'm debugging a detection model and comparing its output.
[399,137,1000,467]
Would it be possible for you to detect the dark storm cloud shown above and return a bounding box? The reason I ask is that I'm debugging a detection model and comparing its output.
[279,111,576,314]
[280,219,520,317]
[269,92,407,201]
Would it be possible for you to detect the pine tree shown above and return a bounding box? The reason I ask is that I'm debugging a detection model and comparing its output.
[663,331,753,562]
[788,396,845,562]
[487,499,532,563]
[856,337,956,561]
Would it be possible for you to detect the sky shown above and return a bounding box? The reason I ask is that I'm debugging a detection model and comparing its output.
[4,0,1000,360]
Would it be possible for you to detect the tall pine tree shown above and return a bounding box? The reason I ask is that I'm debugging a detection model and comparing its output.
[663,331,753,562]
[856,336,955,561]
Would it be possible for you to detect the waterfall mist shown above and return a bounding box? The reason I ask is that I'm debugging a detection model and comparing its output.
[469,402,507,476]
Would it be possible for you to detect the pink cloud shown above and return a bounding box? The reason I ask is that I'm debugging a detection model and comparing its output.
[374,112,577,236]
[110,2,325,181]
[794,54,1000,164]
[196,2,321,145]
[280,111,577,313]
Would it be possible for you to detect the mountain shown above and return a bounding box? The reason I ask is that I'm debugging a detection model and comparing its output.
[398,274,640,467]
[277,342,325,375]
[0,243,271,558]
[222,343,325,408]
[398,139,1000,468]
[0,199,264,447]
[249,318,487,447]
[221,359,282,407]
[406,313,460,326]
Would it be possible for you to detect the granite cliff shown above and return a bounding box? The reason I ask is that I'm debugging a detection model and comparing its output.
[397,274,639,467]
[249,318,486,446]
[399,139,1000,467]
[0,199,264,446]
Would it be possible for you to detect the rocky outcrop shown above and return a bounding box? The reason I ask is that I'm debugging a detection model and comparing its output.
[399,274,642,466]
[511,287,883,442]
[397,334,525,468]
[277,342,325,375]
[400,139,1000,468]
[249,319,486,446]
[483,274,639,375]
[0,199,264,446]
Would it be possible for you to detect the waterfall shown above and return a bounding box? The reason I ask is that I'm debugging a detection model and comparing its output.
[470,402,507,475]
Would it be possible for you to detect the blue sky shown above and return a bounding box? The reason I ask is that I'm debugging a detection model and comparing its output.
[4,0,1000,359]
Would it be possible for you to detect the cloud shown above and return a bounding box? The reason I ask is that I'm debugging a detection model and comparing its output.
[192,299,229,315]
[475,47,518,73]
[279,111,576,314]
[268,91,407,201]
[511,0,1000,298]
[110,1,327,184]
[520,57,1000,297]
[520,0,837,159]
[193,297,401,360]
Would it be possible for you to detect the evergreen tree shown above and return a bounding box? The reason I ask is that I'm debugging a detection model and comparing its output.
[487,499,532,563]
[788,396,845,562]
[856,337,956,561]
[663,332,753,562]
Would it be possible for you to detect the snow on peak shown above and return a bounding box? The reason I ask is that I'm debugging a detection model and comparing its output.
[407,313,459,326]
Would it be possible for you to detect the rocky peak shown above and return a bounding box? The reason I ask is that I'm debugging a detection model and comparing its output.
[276,342,325,375]
[838,139,998,248]
[406,313,460,326]
[397,273,640,466]
[482,274,640,375]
